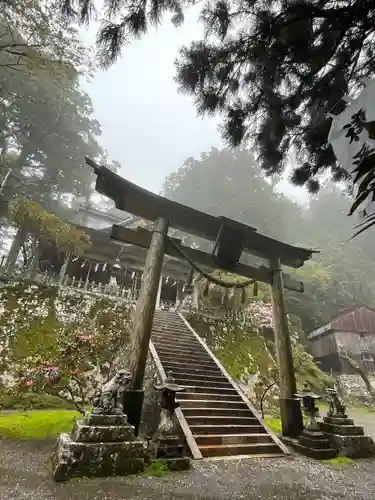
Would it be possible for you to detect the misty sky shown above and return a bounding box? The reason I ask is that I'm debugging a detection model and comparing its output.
[81,9,308,204]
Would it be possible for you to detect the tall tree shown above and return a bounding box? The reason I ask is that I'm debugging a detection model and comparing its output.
[163,147,301,243]
[0,0,88,87]
[0,70,105,219]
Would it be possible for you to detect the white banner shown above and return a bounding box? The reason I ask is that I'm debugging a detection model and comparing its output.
[328,78,375,215]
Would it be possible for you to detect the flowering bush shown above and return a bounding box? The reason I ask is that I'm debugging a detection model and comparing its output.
[186,299,330,413]
[0,281,132,412]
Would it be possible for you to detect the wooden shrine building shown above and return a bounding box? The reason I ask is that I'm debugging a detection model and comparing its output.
[38,203,193,307]
[308,305,375,374]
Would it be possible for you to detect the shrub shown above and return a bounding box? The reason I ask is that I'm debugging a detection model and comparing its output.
[0,391,75,411]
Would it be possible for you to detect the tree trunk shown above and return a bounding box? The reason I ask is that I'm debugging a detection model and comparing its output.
[2,227,26,276]
[29,236,40,280]
[339,352,375,404]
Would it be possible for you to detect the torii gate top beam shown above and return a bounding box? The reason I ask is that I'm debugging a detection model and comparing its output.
[87,157,317,269]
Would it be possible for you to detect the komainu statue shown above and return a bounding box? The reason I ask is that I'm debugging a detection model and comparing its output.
[92,369,132,415]
[326,387,347,419]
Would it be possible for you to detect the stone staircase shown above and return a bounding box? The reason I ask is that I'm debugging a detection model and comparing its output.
[150,309,287,459]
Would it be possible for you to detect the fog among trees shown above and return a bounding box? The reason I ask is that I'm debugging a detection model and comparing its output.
[163,147,375,332]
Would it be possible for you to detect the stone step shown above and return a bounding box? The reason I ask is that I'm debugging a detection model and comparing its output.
[162,357,218,369]
[152,334,202,346]
[153,313,182,320]
[292,442,337,460]
[156,348,208,363]
[168,372,229,384]
[152,319,188,335]
[195,433,272,446]
[199,442,281,458]
[157,356,214,369]
[299,434,332,450]
[185,415,259,426]
[319,422,364,436]
[190,424,265,435]
[179,385,238,395]
[177,391,241,402]
[152,333,197,346]
[172,369,225,381]
[152,329,192,340]
[153,341,206,356]
[172,377,233,389]
[162,361,221,374]
[179,399,247,410]
[183,407,251,418]
[153,340,204,353]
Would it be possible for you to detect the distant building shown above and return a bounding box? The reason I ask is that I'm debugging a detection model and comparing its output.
[52,203,191,307]
[307,305,375,374]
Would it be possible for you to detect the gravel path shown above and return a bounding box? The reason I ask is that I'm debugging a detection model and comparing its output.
[0,439,374,500]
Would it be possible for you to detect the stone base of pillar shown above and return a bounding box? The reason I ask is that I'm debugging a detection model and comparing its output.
[122,389,145,436]
[282,429,337,460]
[279,397,303,438]
[150,435,190,471]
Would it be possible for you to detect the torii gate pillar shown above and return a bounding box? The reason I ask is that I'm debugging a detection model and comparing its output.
[270,258,303,438]
[123,217,169,434]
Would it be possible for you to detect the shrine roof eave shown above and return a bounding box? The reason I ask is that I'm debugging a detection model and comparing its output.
[75,225,192,281]
[87,158,318,269]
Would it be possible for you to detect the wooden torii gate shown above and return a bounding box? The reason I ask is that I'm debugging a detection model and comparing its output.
[87,157,317,439]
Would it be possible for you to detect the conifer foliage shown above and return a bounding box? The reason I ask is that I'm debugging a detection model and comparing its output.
[59,1,375,193]
[175,0,375,191]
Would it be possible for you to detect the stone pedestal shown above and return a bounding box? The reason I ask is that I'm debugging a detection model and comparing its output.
[150,434,190,471]
[319,416,375,458]
[283,429,337,460]
[52,412,146,482]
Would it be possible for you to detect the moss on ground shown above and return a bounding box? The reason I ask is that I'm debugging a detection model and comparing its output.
[142,460,170,477]
[0,410,80,439]
[321,456,356,467]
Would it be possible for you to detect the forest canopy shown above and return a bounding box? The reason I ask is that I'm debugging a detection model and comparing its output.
[54,1,375,197]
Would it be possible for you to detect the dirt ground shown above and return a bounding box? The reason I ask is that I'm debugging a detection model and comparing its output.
[0,438,375,500]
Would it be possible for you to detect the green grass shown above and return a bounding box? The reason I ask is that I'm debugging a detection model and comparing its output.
[264,417,282,434]
[0,410,80,440]
[321,456,356,467]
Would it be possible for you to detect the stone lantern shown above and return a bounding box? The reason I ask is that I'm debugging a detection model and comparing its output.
[154,371,185,436]
[150,372,190,470]
[295,383,321,431]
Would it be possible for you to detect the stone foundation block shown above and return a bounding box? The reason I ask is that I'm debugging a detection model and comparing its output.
[163,457,190,471]
[319,422,364,436]
[324,417,354,426]
[282,430,337,460]
[84,413,128,426]
[72,421,135,443]
[52,433,146,482]
[323,433,375,459]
